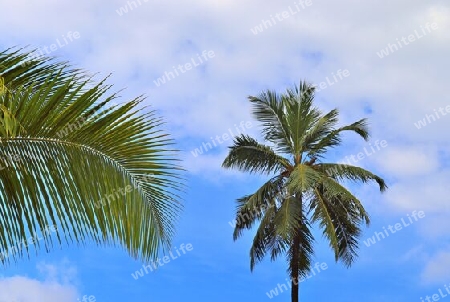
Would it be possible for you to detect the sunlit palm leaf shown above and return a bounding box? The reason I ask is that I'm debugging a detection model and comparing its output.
[0,48,183,265]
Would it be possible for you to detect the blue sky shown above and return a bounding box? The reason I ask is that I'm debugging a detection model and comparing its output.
[1,0,450,301]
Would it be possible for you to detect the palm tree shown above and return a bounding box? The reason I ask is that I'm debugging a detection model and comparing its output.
[222,81,387,302]
[0,48,182,264]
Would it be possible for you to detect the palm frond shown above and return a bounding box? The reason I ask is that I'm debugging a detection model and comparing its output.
[284,81,322,158]
[319,177,370,226]
[286,163,323,193]
[0,49,183,265]
[311,185,367,266]
[286,213,315,278]
[273,196,302,240]
[249,205,279,271]
[222,135,292,175]
[300,109,339,154]
[308,119,370,158]
[233,175,284,240]
[318,163,387,192]
[249,92,293,154]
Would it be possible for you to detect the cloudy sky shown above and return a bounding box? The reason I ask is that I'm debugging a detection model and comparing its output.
[1,0,449,301]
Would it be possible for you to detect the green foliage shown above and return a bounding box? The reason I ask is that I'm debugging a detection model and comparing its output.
[223,80,386,284]
[0,48,183,265]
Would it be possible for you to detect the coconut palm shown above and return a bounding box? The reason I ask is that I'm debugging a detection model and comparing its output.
[0,48,182,264]
[222,82,387,302]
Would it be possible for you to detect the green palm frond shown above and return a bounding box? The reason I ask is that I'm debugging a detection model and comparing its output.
[284,82,322,158]
[222,135,292,175]
[249,205,280,270]
[311,187,339,256]
[287,163,323,193]
[318,163,387,191]
[0,48,183,265]
[249,92,293,154]
[300,108,339,152]
[273,196,302,240]
[311,184,368,266]
[308,118,370,158]
[319,177,370,226]
[286,212,314,278]
[233,175,284,240]
[0,47,84,93]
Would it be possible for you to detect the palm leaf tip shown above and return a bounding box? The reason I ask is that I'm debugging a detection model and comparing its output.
[349,118,370,140]
[375,176,388,192]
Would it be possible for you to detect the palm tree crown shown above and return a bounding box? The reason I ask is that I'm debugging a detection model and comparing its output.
[222,81,387,302]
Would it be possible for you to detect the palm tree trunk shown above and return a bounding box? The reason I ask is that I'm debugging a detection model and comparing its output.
[291,192,302,302]
[291,233,300,302]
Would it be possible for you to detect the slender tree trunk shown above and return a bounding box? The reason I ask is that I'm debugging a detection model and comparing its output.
[291,233,300,302]
[291,192,302,302]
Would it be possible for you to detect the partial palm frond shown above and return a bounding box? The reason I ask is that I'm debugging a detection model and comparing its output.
[286,163,323,193]
[249,205,280,271]
[233,175,285,240]
[249,92,293,154]
[222,135,292,175]
[307,119,370,158]
[318,163,387,192]
[300,109,339,154]
[286,214,315,278]
[283,81,322,157]
[0,49,183,265]
[0,47,85,93]
[311,184,368,266]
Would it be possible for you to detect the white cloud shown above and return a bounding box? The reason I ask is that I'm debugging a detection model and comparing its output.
[0,0,448,235]
[417,214,450,240]
[421,249,450,285]
[382,169,450,214]
[401,244,425,263]
[0,260,79,302]
[1,1,450,299]
[0,276,78,302]
[36,259,78,285]
[374,146,440,178]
